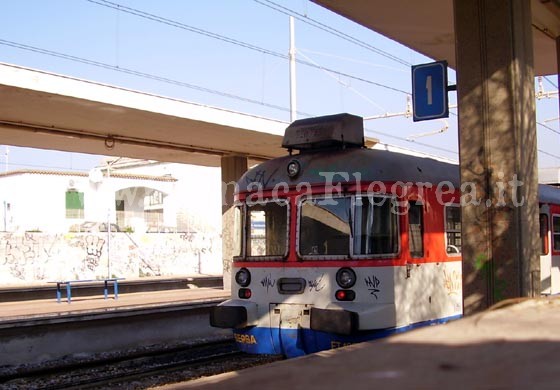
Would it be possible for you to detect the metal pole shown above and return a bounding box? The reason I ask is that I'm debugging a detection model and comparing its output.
[289,16,297,122]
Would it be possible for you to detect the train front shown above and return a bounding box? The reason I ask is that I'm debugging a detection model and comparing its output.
[210,113,462,357]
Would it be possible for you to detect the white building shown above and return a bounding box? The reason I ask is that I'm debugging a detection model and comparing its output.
[0,161,224,283]
[0,168,178,233]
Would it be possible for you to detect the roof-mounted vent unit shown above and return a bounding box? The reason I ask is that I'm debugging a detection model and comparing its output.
[282,113,364,152]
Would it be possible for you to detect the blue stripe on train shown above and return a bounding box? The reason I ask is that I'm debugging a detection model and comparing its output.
[233,314,462,357]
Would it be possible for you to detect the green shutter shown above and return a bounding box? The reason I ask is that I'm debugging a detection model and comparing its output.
[66,191,84,219]
[66,191,84,210]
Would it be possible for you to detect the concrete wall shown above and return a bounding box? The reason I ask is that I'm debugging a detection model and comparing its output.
[0,231,222,284]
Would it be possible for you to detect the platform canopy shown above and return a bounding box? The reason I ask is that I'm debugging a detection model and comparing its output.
[313,0,559,76]
[0,63,290,167]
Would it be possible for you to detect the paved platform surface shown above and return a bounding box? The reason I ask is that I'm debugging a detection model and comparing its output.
[168,298,560,390]
[0,287,229,323]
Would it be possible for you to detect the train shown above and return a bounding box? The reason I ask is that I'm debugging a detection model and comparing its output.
[210,113,560,357]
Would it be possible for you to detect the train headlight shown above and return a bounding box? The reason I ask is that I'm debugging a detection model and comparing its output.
[235,268,251,287]
[287,160,301,178]
[336,268,356,289]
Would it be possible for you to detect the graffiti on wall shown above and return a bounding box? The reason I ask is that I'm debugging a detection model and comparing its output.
[0,231,221,284]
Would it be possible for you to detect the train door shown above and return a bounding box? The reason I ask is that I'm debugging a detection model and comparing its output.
[539,205,552,294]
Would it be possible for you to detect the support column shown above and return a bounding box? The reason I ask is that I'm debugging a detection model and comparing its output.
[454,0,541,314]
[221,155,248,291]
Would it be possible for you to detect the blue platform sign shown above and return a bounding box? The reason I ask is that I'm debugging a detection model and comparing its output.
[412,61,449,122]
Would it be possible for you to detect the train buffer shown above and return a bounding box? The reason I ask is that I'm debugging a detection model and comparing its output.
[49,278,125,303]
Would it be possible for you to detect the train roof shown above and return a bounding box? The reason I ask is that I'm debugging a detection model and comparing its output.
[237,147,460,192]
[538,183,560,204]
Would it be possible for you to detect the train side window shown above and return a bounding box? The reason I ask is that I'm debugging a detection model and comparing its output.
[445,205,461,255]
[299,197,351,257]
[409,201,424,258]
[353,196,399,256]
[246,200,289,259]
[553,215,560,252]
[540,214,549,255]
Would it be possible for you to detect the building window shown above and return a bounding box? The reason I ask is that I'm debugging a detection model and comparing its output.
[65,191,84,219]
[147,190,164,207]
[445,205,461,255]
[409,201,424,258]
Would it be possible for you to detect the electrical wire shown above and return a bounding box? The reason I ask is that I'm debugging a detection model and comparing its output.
[298,48,408,72]
[0,39,313,116]
[0,37,459,157]
[86,0,286,59]
[537,120,560,136]
[253,0,411,67]
[538,149,560,160]
[85,0,409,94]
[365,128,458,156]
[544,76,558,90]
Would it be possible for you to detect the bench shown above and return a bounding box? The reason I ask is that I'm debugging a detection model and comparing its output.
[49,278,124,303]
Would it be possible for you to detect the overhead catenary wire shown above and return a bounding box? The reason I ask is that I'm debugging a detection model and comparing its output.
[3,40,556,161]
[0,39,313,117]
[298,48,409,73]
[543,76,558,90]
[538,149,560,161]
[297,50,388,112]
[0,38,464,157]
[253,0,412,67]
[364,128,458,156]
[537,120,560,136]
[85,0,409,95]
[7,2,556,161]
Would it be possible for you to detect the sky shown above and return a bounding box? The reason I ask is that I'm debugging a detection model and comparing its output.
[0,0,558,172]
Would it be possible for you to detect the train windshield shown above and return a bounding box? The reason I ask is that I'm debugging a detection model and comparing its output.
[297,195,400,259]
[353,196,399,256]
[244,200,289,260]
[299,197,351,257]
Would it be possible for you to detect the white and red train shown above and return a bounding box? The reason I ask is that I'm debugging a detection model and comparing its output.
[210,113,560,357]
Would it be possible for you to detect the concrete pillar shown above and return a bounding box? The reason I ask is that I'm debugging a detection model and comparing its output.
[454,0,540,314]
[221,155,247,290]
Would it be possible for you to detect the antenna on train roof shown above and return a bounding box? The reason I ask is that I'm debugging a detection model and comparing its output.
[282,113,364,151]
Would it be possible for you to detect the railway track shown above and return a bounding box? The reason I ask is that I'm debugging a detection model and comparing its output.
[1,340,282,389]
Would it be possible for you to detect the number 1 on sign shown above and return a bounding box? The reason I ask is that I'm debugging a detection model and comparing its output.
[426,75,433,105]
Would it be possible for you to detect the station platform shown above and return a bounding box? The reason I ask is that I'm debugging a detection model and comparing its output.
[0,275,223,303]
[0,277,231,368]
[174,297,560,390]
[0,286,229,324]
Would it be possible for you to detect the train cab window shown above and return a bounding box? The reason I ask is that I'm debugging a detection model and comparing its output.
[353,196,399,256]
[553,216,560,252]
[408,201,424,258]
[245,200,289,259]
[445,205,461,255]
[540,214,549,255]
[299,197,351,257]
